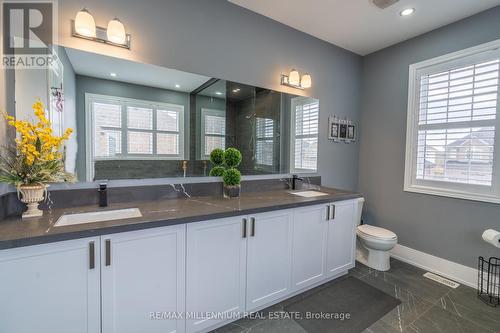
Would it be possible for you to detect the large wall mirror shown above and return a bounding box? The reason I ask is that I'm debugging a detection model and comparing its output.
[12,46,319,181]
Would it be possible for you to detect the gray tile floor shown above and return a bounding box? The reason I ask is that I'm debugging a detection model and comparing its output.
[211,259,500,333]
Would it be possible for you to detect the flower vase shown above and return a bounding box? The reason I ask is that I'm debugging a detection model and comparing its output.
[18,184,48,218]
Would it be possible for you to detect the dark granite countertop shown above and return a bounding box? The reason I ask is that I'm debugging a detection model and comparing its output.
[0,186,362,250]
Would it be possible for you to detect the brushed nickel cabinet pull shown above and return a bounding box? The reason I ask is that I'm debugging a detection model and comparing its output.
[242,218,247,238]
[89,241,95,270]
[250,217,256,237]
[330,205,336,220]
[105,239,111,266]
[326,205,331,220]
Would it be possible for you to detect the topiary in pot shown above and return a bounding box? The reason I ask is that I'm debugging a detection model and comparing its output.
[222,168,241,198]
[224,148,242,168]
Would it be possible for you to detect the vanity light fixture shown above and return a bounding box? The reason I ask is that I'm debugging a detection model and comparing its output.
[107,18,126,44]
[74,8,96,37]
[400,8,415,16]
[280,69,312,89]
[72,10,131,49]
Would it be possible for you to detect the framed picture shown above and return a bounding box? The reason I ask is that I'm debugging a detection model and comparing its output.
[328,117,339,140]
[347,124,356,141]
[339,123,347,140]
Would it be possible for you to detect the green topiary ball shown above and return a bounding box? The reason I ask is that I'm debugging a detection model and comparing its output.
[223,168,241,186]
[209,166,225,177]
[224,148,242,168]
[209,148,225,166]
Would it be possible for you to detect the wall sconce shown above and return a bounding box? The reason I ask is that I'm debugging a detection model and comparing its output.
[281,69,312,89]
[72,8,131,49]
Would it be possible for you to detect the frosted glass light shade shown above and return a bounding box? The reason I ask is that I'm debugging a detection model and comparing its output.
[289,69,300,86]
[301,73,312,88]
[107,18,126,44]
[74,9,96,37]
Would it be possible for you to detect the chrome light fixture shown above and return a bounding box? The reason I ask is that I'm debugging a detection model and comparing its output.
[281,69,312,89]
[74,8,96,37]
[72,10,131,49]
[107,18,126,44]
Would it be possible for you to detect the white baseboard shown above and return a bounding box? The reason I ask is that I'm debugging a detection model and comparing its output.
[390,244,477,288]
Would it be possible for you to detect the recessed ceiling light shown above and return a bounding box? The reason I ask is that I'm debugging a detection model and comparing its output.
[110,72,117,77]
[232,88,240,93]
[400,8,415,16]
[175,84,180,88]
[215,91,222,95]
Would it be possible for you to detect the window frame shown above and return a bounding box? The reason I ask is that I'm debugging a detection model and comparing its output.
[85,93,185,181]
[290,96,319,173]
[404,39,500,204]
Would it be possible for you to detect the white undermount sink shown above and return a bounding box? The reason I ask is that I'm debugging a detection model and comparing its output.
[289,190,329,198]
[55,208,142,227]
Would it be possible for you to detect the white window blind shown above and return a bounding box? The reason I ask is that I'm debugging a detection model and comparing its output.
[87,94,185,179]
[255,117,274,166]
[291,97,319,172]
[201,109,225,158]
[404,41,500,203]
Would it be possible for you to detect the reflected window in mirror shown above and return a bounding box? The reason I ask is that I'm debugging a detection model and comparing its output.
[291,97,319,172]
[86,94,184,180]
[201,108,226,158]
[255,117,274,168]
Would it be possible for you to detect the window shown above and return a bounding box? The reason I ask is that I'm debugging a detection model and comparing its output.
[86,94,184,180]
[404,41,500,203]
[201,108,225,158]
[255,117,274,167]
[291,97,319,172]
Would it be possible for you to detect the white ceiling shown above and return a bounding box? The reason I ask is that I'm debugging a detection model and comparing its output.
[228,0,500,55]
[65,48,210,92]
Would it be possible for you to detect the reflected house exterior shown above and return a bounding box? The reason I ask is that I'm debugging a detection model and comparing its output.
[422,131,494,185]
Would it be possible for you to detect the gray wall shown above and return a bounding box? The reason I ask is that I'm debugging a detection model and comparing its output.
[358,7,500,268]
[75,75,190,180]
[58,0,362,190]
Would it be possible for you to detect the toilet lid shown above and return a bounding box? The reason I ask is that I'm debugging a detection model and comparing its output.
[357,224,397,240]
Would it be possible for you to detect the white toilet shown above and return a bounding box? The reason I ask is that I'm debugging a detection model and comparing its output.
[355,198,398,271]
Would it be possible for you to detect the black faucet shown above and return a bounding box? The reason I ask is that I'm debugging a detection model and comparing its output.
[291,174,304,190]
[98,182,108,207]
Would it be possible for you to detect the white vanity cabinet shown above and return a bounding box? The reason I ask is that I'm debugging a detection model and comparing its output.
[101,224,186,333]
[245,209,294,311]
[325,200,357,277]
[0,198,360,333]
[291,204,329,291]
[0,237,101,333]
[186,216,247,333]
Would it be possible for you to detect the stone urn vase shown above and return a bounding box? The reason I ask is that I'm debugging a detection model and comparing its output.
[223,184,241,199]
[17,184,48,218]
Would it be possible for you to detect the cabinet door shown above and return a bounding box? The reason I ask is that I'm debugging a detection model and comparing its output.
[0,237,100,333]
[101,225,186,333]
[246,210,293,311]
[186,217,247,333]
[291,204,329,292]
[326,200,356,277]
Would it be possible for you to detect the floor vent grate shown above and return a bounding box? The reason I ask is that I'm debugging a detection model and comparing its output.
[423,272,460,288]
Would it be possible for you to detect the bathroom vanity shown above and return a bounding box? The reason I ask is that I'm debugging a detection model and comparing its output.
[0,187,362,333]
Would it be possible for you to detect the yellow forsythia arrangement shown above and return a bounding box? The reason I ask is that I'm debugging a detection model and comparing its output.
[0,100,75,187]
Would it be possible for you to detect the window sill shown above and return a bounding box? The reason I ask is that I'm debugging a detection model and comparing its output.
[403,184,500,205]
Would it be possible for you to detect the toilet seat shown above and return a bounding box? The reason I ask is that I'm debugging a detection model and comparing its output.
[357,224,397,241]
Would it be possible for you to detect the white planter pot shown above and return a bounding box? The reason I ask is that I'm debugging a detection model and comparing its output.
[18,184,48,218]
